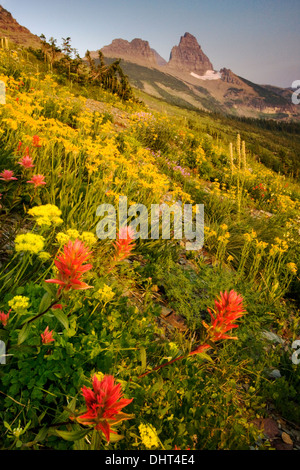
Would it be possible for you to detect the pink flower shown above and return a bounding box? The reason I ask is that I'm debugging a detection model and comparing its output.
[27,174,46,188]
[41,326,55,344]
[0,170,18,181]
[17,155,35,169]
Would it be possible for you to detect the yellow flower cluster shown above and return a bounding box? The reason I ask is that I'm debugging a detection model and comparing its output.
[287,262,297,275]
[38,251,51,262]
[8,295,30,312]
[255,240,268,250]
[28,204,63,227]
[218,223,230,243]
[269,237,289,256]
[15,233,45,254]
[56,229,97,247]
[94,284,115,303]
[204,226,217,238]
[244,230,257,243]
[138,423,160,449]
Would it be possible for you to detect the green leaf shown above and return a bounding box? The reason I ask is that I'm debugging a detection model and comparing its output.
[140,347,146,371]
[53,309,69,330]
[34,426,49,443]
[18,322,31,345]
[42,282,57,297]
[55,428,90,441]
[189,352,214,364]
[4,421,11,431]
[38,292,53,314]
[107,432,124,443]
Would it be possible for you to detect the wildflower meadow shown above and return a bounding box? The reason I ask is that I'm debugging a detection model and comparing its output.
[0,41,300,452]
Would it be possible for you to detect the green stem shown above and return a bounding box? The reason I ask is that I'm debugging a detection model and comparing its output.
[21,293,62,326]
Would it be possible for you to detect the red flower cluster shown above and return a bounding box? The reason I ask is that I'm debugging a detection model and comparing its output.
[74,374,133,442]
[0,170,18,181]
[252,182,267,198]
[26,174,46,188]
[0,309,11,327]
[113,226,136,263]
[190,290,246,356]
[32,135,42,147]
[18,155,35,169]
[45,239,93,294]
[41,326,55,344]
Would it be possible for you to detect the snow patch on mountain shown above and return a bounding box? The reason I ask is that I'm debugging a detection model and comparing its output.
[190,70,221,80]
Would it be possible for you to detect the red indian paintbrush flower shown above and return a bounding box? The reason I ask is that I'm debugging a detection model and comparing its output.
[113,226,136,262]
[32,135,42,147]
[207,290,246,340]
[74,374,133,443]
[27,174,46,188]
[0,170,18,181]
[41,326,55,344]
[17,155,35,169]
[45,239,93,294]
[0,309,11,327]
[189,290,246,356]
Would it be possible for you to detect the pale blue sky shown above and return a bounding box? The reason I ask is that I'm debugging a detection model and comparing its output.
[1,0,299,87]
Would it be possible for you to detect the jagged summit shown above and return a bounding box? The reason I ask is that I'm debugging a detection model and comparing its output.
[167,32,213,74]
[98,37,164,68]
[94,32,214,74]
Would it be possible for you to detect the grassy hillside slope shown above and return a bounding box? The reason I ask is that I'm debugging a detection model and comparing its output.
[0,45,299,451]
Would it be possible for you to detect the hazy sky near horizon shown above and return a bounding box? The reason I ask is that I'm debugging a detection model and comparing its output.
[1,0,300,87]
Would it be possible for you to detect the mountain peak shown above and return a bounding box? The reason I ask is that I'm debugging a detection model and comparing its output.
[100,37,160,67]
[168,32,213,74]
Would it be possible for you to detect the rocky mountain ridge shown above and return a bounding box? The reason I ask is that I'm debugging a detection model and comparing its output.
[93,32,298,120]
[97,32,215,77]
[0,5,41,49]
[1,4,299,121]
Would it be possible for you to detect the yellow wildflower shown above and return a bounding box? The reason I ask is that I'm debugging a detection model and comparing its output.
[15,233,45,254]
[80,231,97,247]
[287,263,297,275]
[56,232,70,245]
[28,204,63,227]
[95,284,115,303]
[244,230,257,243]
[139,423,160,449]
[66,229,80,240]
[8,295,30,312]
[38,251,51,262]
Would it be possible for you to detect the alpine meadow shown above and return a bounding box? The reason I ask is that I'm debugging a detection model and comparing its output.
[0,3,300,452]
